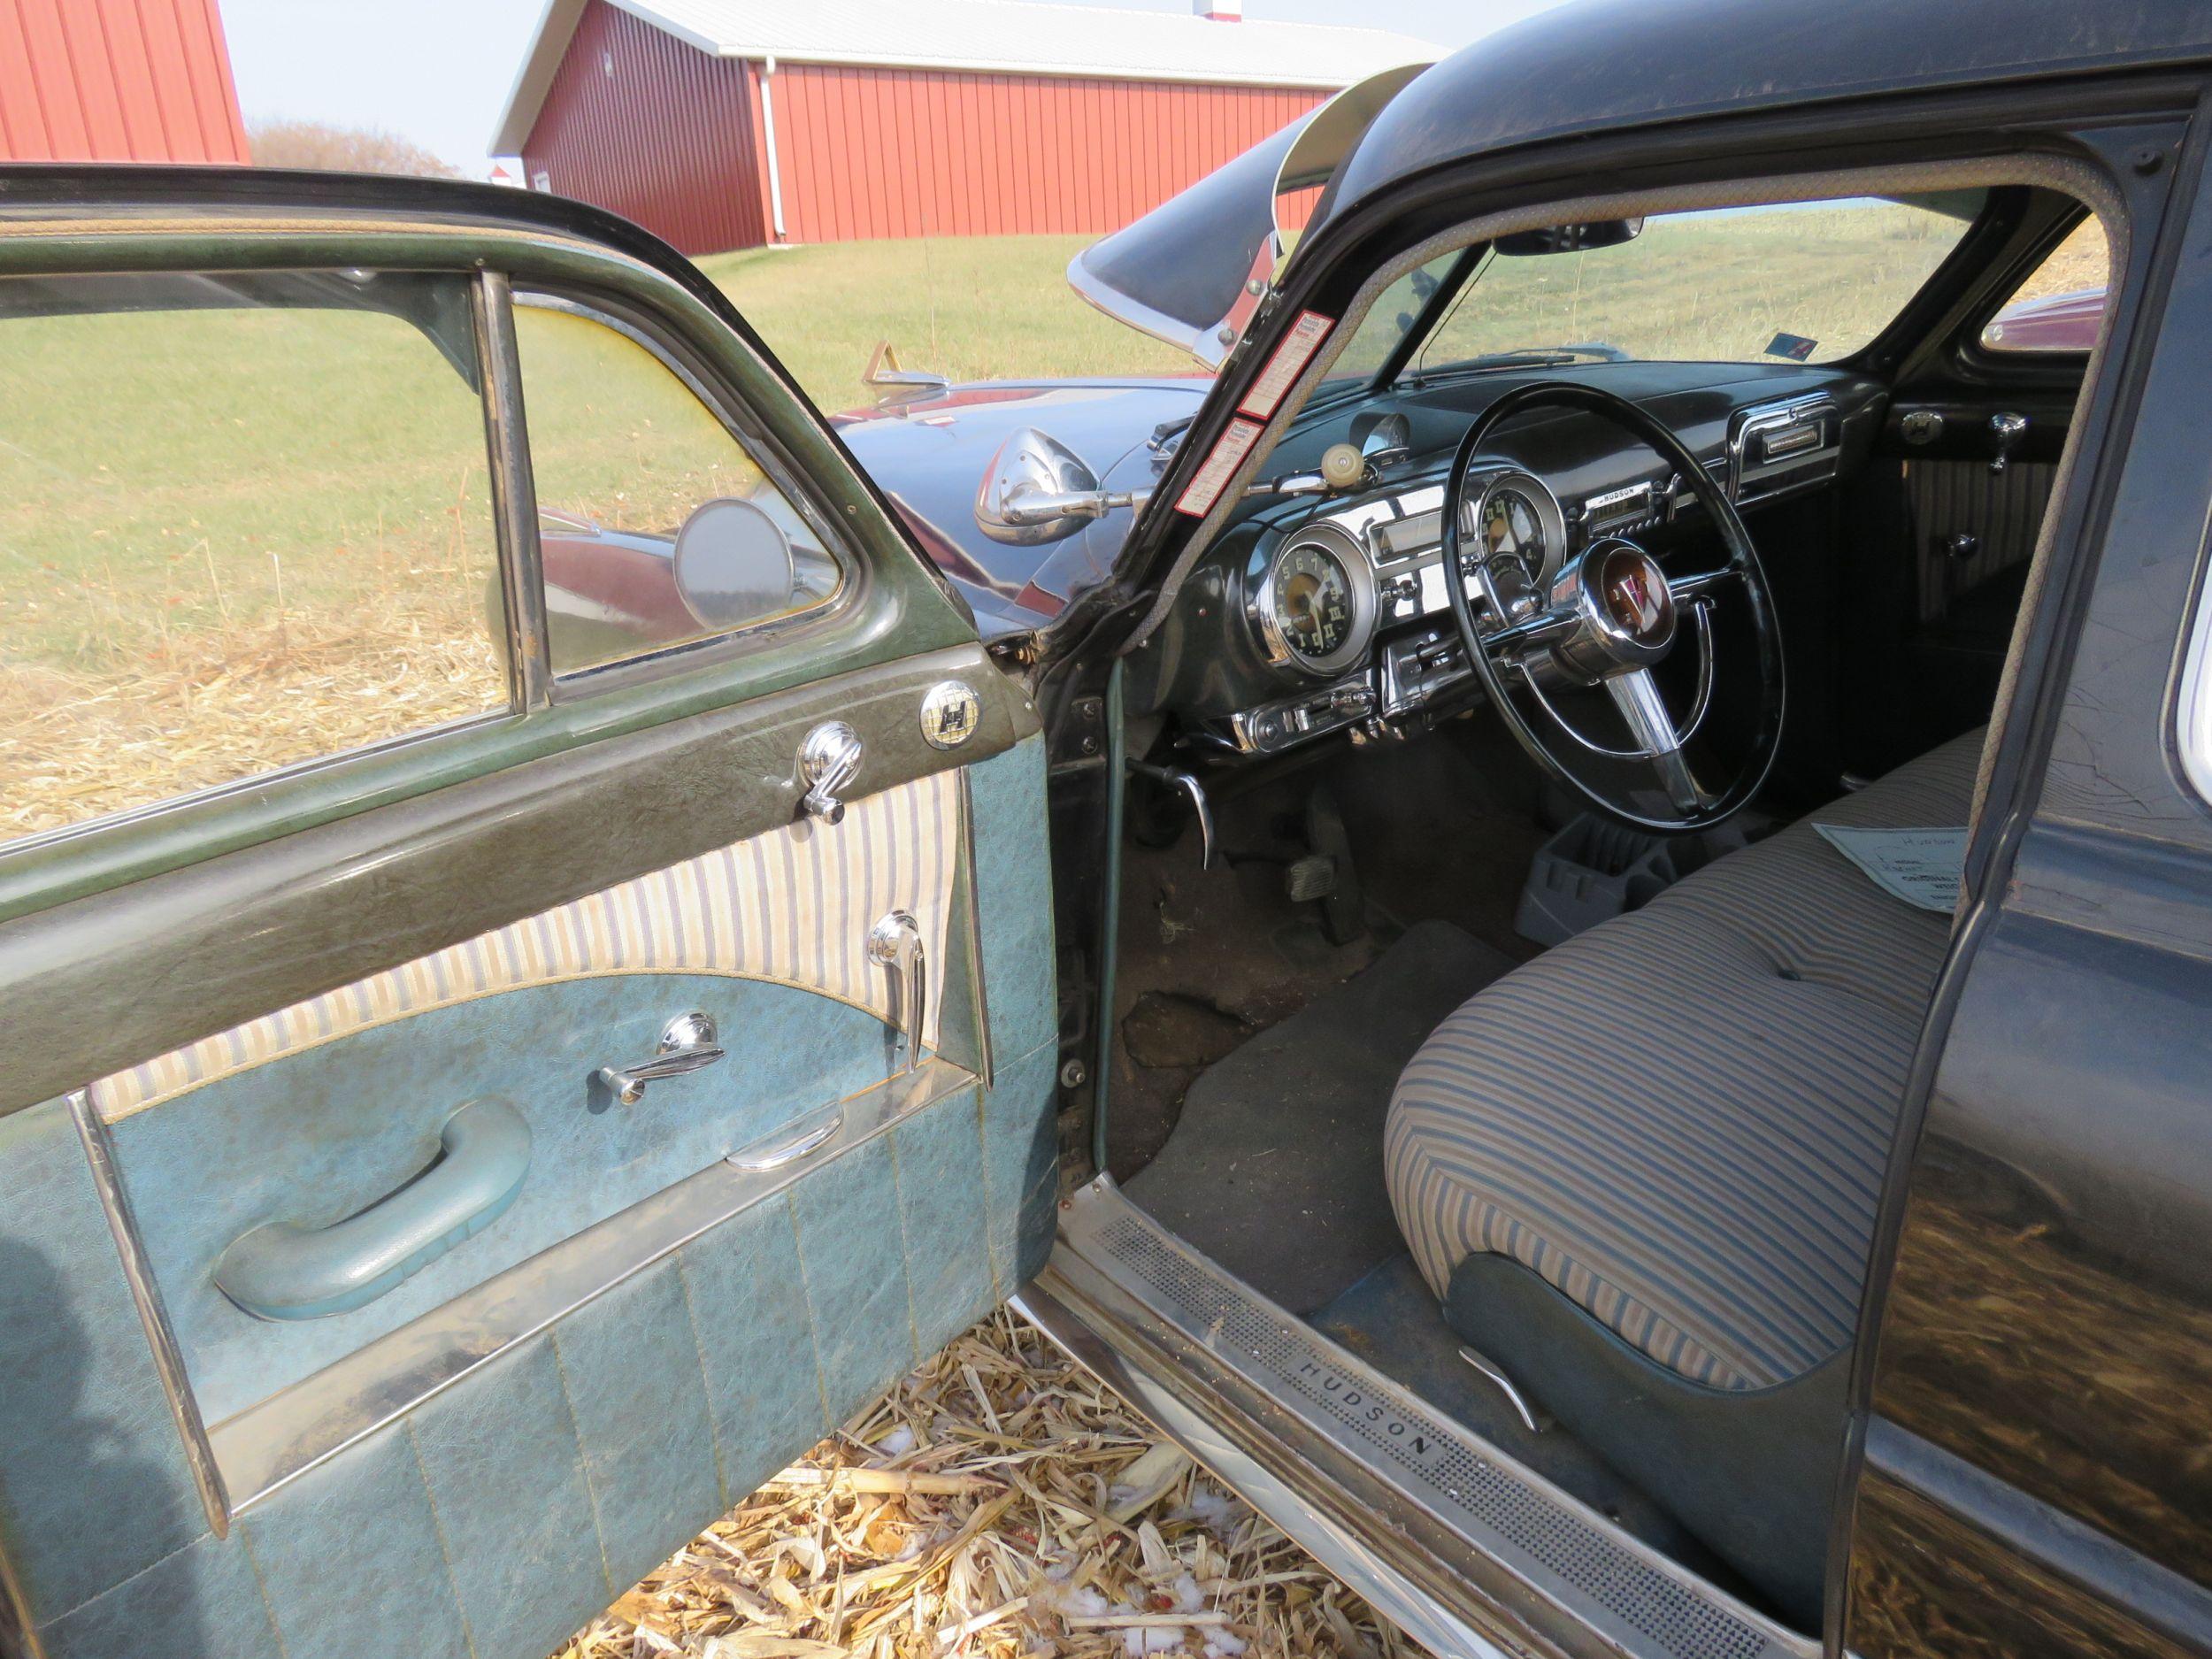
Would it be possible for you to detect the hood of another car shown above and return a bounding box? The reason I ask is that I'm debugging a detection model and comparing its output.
[832,377,1211,638]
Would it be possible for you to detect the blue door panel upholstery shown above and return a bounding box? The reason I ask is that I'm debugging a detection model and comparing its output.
[406,1333,615,1659]
[118,975,893,1425]
[240,1417,474,1659]
[557,1256,729,1593]
[0,1100,209,1618]
[0,738,1064,1659]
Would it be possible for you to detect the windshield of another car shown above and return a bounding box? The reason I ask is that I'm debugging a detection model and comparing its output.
[1328,193,1984,390]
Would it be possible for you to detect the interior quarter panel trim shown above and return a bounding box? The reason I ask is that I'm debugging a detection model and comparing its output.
[0,643,1034,1118]
[63,1089,230,1536]
[211,1057,976,1512]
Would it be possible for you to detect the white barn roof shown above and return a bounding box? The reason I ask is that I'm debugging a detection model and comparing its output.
[492,0,1437,155]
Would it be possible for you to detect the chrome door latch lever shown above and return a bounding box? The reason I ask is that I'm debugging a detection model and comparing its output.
[866,910,927,1075]
[599,1011,724,1105]
[797,721,864,824]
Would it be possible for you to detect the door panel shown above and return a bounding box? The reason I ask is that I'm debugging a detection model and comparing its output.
[97,761,957,1425]
[0,178,1063,1659]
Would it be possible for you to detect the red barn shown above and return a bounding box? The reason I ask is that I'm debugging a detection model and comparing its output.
[491,0,1434,256]
[0,0,248,164]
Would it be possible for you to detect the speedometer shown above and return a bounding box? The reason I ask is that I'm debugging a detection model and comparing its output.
[1252,524,1376,677]
[1276,542,1354,658]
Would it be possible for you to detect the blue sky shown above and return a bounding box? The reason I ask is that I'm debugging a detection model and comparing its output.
[219,0,1571,175]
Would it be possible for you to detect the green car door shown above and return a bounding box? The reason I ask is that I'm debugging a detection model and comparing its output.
[0,170,1057,1659]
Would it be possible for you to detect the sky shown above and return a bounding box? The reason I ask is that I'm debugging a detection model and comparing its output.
[218,0,1572,176]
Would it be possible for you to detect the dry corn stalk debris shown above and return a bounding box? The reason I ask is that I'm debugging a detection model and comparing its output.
[549,1310,1427,1659]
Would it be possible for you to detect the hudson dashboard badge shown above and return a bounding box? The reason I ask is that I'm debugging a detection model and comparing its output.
[919,680,981,750]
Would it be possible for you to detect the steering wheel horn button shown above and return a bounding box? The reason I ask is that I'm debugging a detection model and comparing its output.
[1549,538,1677,680]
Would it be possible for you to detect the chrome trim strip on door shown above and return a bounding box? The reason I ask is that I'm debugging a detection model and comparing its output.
[210,1057,974,1512]
[472,270,553,713]
[955,766,995,1089]
[65,1089,232,1533]
[1036,1180,1813,1659]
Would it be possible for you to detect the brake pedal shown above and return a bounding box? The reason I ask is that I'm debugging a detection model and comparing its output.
[1285,854,1336,903]
[1304,787,1365,945]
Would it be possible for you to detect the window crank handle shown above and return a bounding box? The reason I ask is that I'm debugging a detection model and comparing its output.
[598,1011,725,1105]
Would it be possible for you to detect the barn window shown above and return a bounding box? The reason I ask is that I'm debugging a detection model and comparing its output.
[512,296,846,678]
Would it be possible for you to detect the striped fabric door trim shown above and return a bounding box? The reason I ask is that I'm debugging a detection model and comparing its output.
[90,770,963,1122]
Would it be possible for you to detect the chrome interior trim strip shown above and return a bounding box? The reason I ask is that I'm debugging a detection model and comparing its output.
[65,1088,232,1533]
[956,765,995,1088]
[1014,1279,1515,1659]
[1048,1181,1812,1659]
[211,1057,974,1511]
[473,270,552,713]
[0,1518,46,1659]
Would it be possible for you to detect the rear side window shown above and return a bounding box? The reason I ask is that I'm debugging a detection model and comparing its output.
[512,299,844,679]
[0,272,506,847]
[1981,218,2111,353]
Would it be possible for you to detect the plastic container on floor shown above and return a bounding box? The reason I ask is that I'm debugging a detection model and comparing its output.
[1514,813,1747,946]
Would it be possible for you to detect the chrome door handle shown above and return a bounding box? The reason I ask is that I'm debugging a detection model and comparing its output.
[798,720,864,824]
[866,910,927,1074]
[598,1011,724,1105]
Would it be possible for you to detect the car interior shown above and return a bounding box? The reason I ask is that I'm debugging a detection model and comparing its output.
[1086,170,2111,1630]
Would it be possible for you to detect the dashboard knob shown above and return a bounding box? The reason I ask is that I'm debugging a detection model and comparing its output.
[1319,442,1367,491]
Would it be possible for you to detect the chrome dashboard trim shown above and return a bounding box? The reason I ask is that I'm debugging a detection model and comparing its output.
[1726,394,1840,504]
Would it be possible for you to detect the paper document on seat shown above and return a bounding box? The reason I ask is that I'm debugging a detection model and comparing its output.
[1811,824,1967,913]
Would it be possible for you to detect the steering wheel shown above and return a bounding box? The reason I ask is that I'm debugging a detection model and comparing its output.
[1440,381,1785,833]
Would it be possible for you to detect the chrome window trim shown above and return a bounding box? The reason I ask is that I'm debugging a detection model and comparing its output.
[509,288,860,689]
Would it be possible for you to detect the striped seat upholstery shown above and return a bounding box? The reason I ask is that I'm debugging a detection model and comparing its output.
[1385,730,1984,1391]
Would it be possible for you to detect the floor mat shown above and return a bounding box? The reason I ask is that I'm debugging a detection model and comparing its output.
[1124,918,1513,1314]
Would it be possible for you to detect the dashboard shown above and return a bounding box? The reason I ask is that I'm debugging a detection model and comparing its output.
[1125,360,1886,754]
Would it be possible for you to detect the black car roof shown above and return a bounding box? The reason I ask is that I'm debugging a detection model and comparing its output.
[1333,0,2212,213]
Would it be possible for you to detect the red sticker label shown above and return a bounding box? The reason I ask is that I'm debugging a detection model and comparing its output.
[1237,310,1335,419]
[1174,418,1266,518]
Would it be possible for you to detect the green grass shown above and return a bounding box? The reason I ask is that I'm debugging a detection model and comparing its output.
[700,235,1196,416]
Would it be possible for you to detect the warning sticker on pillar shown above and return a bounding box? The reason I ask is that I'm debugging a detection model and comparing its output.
[1174,419,1266,518]
[1236,311,1335,419]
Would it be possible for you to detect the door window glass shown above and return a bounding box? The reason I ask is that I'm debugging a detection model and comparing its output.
[513,301,845,678]
[1980,217,2111,353]
[0,272,506,846]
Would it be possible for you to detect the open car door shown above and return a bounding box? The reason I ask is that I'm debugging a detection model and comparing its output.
[0,170,1057,1659]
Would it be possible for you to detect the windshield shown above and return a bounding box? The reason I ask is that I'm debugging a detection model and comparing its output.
[1328,192,1984,390]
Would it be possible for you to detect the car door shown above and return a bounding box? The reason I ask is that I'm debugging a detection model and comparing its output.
[0,169,1057,1659]
[1842,119,2212,1659]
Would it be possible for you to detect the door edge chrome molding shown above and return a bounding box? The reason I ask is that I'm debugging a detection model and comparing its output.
[65,1088,232,1534]
[1013,1277,1517,1659]
[210,1057,975,1513]
[1036,1180,1815,1659]
[956,765,995,1089]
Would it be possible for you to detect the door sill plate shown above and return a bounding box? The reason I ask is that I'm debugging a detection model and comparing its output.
[1035,1180,1810,1659]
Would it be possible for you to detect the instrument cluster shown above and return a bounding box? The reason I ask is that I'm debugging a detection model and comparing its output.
[1223,465,1571,754]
